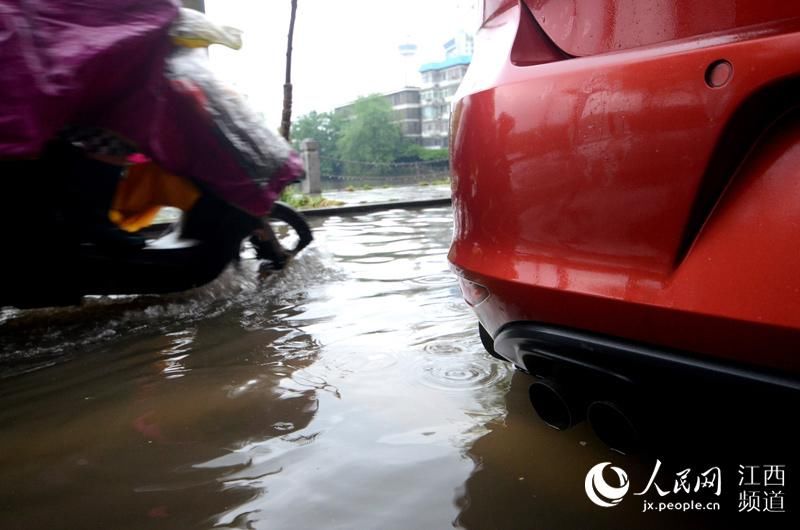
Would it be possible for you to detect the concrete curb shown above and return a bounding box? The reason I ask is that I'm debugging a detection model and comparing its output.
[143,198,453,235]
[298,197,452,217]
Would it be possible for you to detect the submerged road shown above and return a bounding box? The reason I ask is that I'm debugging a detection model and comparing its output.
[0,205,793,529]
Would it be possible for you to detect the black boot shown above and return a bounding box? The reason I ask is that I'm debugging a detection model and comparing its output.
[181,193,261,263]
[249,226,289,269]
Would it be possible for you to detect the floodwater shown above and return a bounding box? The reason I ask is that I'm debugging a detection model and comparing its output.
[322,184,451,205]
[0,207,796,529]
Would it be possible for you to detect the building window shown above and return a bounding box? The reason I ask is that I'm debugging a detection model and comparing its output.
[452,67,467,80]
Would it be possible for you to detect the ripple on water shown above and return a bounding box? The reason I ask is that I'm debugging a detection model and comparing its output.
[350,256,397,265]
[321,350,401,377]
[408,272,457,287]
[418,359,510,392]
[422,340,466,356]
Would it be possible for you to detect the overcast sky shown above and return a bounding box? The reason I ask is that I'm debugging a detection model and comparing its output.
[206,0,480,125]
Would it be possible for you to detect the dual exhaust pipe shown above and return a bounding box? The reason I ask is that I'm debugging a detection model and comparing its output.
[528,379,639,454]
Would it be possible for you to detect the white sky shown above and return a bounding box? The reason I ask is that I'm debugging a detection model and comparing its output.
[206,0,480,126]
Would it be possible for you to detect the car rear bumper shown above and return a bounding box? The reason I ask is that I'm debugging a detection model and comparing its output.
[449,5,800,375]
[493,321,800,394]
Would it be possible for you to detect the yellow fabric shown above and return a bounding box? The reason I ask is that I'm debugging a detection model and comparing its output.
[110,162,201,232]
[170,8,243,50]
[172,36,217,49]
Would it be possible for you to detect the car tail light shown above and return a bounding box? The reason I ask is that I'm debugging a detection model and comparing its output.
[458,277,490,307]
[482,0,516,25]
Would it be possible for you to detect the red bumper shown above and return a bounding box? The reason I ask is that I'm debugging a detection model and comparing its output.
[449,5,800,374]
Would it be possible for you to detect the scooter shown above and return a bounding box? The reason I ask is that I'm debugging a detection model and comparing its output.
[0,139,313,309]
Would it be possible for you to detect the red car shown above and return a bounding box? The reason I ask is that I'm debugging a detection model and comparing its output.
[449,0,800,446]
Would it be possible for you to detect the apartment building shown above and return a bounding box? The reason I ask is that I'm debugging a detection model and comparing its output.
[335,88,423,145]
[419,55,470,149]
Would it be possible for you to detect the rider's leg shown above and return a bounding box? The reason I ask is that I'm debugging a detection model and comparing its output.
[250,222,289,269]
[56,143,146,250]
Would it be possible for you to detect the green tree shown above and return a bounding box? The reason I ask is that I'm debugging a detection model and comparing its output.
[337,95,409,175]
[291,111,343,175]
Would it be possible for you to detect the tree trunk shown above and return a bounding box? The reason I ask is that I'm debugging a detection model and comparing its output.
[279,0,298,141]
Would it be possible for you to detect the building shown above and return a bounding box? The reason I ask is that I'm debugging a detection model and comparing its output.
[334,27,475,150]
[419,54,470,149]
[334,88,422,145]
[384,88,422,144]
[417,29,473,149]
[390,42,423,144]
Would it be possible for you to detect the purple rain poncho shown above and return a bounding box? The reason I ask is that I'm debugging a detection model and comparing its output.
[0,0,300,216]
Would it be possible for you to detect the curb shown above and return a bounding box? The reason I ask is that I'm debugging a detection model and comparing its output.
[144,198,453,234]
[298,197,452,217]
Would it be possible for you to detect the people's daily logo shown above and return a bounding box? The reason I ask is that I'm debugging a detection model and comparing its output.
[585,462,630,507]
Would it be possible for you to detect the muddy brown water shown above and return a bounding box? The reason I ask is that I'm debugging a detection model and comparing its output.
[0,207,796,529]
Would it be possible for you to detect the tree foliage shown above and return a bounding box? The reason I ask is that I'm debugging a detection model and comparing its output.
[291,111,343,175]
[291,95,448,177]
[336,95,409,175]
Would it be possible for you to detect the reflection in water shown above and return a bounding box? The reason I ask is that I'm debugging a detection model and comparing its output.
[0,281,325,528]
[0,207,514,529]
[457,372,696,529]
[457,370,799,529]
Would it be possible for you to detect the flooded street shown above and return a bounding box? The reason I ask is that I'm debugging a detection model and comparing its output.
[0,207,795,529]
